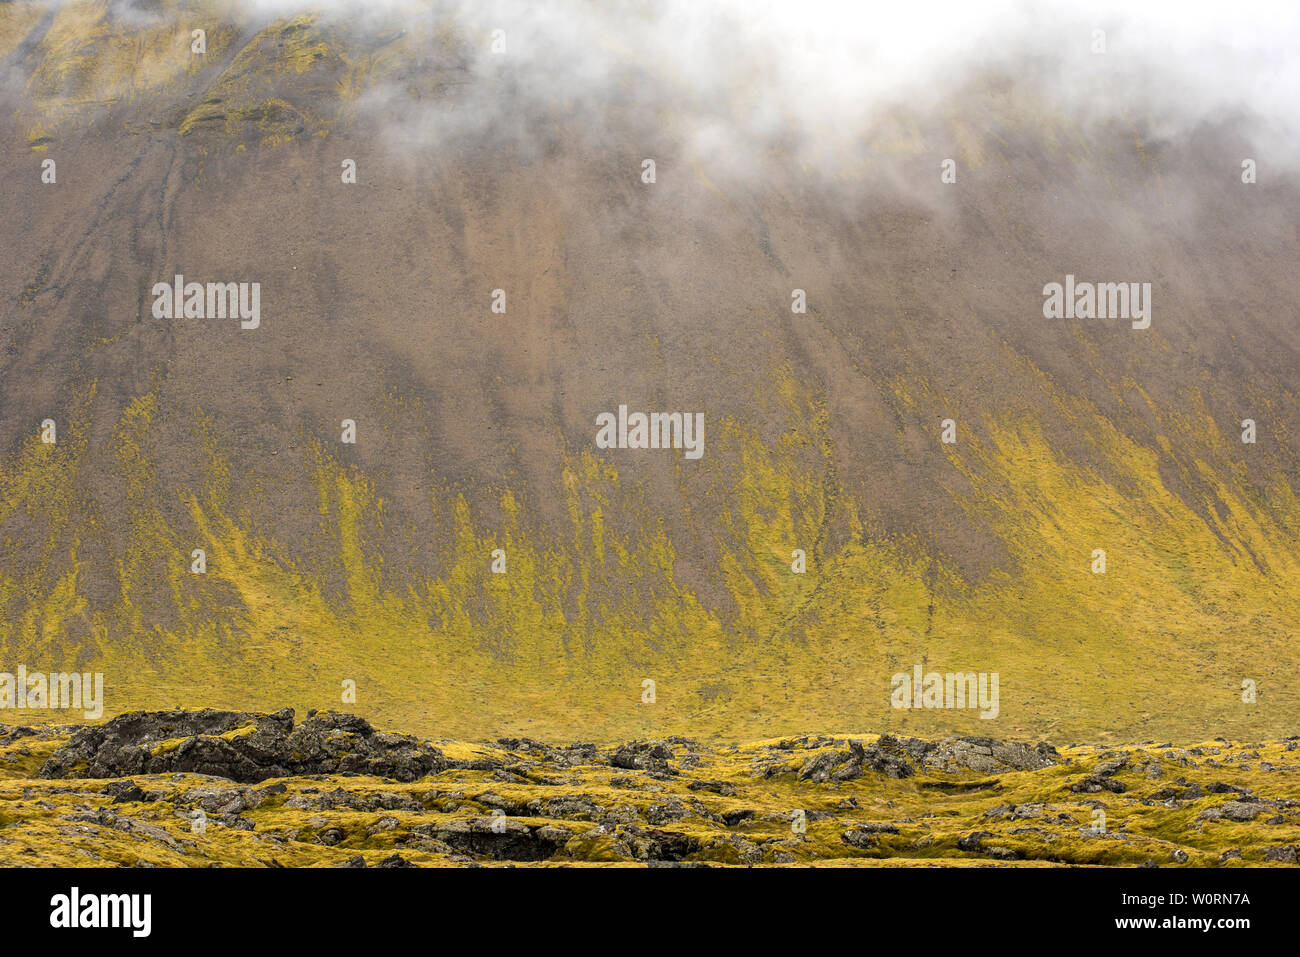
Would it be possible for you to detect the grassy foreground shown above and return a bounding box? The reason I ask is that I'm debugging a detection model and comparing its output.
[0,714,1296,867]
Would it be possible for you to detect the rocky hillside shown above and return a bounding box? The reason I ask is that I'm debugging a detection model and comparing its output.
[1,1,1298,743]
[0,709,1296,866]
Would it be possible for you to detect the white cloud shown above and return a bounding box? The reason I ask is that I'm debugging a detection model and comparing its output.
[21,0,1300,169]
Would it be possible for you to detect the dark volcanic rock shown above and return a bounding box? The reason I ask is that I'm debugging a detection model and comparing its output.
[854,820,900,834]
[842,828,880,849]
[798,737,915,782]
[1070,759,1128,794]
[1070,776,1126,793]
[1218,801,1263,822]
[623,826,701,862]
[38,709,446,784]
[610,741,678,776]
[429,819,571,862]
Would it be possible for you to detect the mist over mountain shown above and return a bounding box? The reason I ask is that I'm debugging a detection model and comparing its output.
[2,0,1298,743]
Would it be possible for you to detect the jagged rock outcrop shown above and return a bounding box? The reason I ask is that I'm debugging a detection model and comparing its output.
[38,708,447,783]
[793,734,1060,783]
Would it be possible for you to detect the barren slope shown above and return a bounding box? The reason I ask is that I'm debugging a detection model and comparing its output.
[1,1,1298,742]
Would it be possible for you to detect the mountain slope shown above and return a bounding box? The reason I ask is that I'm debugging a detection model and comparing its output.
[1,0,1298,742]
